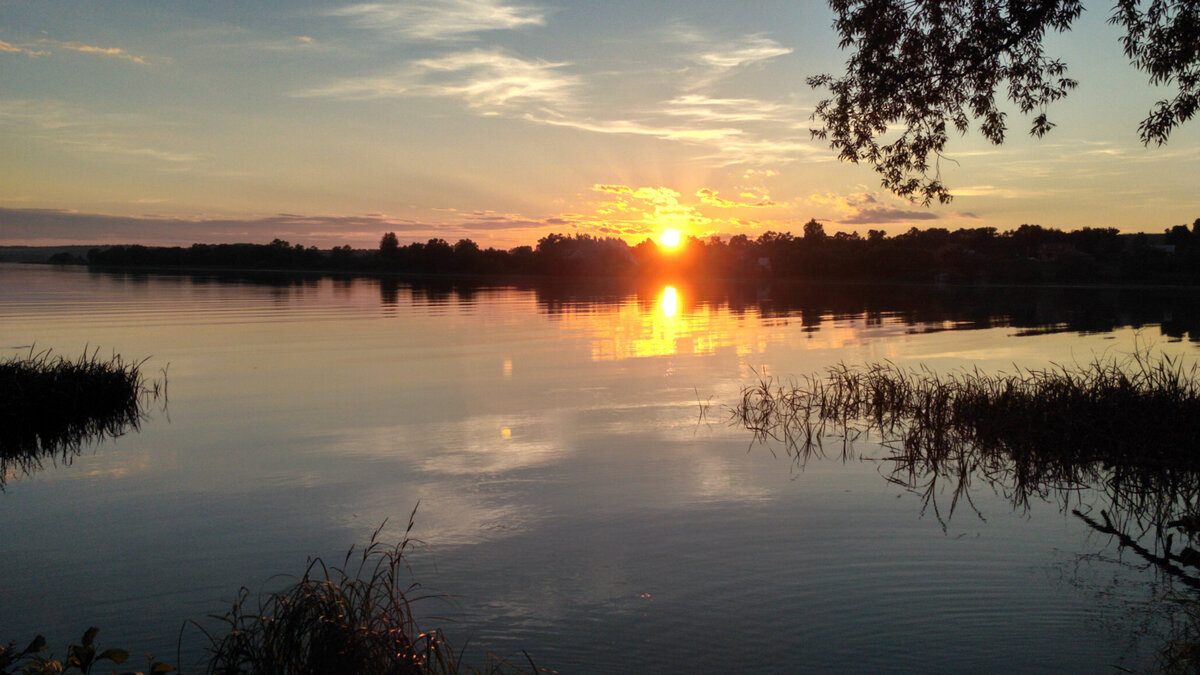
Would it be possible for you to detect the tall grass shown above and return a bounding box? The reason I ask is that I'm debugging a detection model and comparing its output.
[196,512,535,675]
[732,348,1200,535]
[0,347,164,486]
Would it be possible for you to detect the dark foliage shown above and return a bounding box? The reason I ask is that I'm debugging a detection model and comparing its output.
[82,221,1200,285]
[809,0,1200,203]
[1,627,173,675]
[1113,0,1200,146]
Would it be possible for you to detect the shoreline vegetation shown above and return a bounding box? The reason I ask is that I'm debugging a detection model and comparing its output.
[9,219,1200,286]
[2,516,536,675]
[196,514,535,675]
[731,348,1200,535]
[0,348,165,489]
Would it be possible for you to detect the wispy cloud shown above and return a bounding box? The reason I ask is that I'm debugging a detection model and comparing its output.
[298,19,807,167]
[0,206,594,247]
[296,49,578,109]
[662,94,806,124]
[696,188,776,208]
[528,111,742,142]
[294,71,413,100]
[0,99,198,163]
[36,39,147,63]
[689,135,827,167]
[954,185,1029,199]
[841,207,940,225]
[593,185,633,195]
[668,27,792,89]
[522,106,823,167]
[415,50,576,108]
[0,39,51,57]
[329,0,545,41]
[261,35,324,52]
[0,208,431,246]
[696,34,792,69]
[743,168,778,179]
[806,191,946,225]
[2,37,146,62]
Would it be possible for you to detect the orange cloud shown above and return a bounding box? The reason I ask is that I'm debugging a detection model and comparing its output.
[743,168,778,179]
[592,184,634,194]
[697,188,736,207]
[696,188,776,208]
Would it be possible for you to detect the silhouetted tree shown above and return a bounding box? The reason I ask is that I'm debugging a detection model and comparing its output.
[803,218,827,243]
[77,223,1200,285]
[1168,224,1193,250]
[379,232,399,260]
[809,0,1200,203]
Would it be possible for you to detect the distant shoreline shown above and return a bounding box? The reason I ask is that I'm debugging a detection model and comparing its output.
[8,259,1200,294]
[5,223,1200,288]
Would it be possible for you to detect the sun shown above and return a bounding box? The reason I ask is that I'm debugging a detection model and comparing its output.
[658,228,682,248]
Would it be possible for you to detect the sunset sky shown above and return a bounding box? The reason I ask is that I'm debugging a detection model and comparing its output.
[2,0,1198,248]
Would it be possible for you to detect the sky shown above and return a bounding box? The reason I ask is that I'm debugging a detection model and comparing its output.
[1,0,1198,248]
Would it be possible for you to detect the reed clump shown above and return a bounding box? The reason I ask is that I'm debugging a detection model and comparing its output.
[197,516,533,675]
[733,349,1200,529]
[0,348,164,485]
[735,349,1200,468]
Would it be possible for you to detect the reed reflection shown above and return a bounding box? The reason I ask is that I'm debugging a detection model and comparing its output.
[0,350,166,488]
[733,351,1200,587]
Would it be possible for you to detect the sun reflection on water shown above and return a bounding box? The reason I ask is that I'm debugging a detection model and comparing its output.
[583,283,727,360]
[660,285,678,318]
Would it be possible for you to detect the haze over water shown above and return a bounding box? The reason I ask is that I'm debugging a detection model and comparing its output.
[3,263,1199,672]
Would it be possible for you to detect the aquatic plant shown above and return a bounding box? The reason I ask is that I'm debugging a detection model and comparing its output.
[196,512,535,675]
[735,349,1200,461]
[732,348,1200,550]
[0,348,165,486]
[0,627,173,675]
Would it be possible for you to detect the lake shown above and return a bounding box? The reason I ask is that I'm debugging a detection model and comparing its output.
[3,263,1199,672]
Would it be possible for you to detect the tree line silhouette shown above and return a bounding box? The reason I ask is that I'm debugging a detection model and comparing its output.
[82,219,1200,284]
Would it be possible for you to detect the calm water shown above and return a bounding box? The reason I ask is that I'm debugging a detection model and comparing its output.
[3,263,1199,672]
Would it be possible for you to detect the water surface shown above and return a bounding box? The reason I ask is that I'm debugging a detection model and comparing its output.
[2,264,1197,672]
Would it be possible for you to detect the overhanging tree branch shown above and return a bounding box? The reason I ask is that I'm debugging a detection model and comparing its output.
[810,0,1200,204]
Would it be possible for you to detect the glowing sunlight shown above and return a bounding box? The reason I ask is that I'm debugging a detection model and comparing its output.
[659,228,682,249]
[660,285,679,318]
